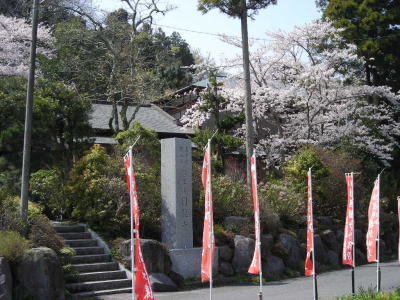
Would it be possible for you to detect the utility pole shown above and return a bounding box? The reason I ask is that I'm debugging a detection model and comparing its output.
[240,0,254,185]
[20,0,40,222]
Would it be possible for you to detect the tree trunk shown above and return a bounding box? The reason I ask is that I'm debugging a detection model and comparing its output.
[240,0,254,186]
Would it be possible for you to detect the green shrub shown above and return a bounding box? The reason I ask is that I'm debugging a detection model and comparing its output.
[259,178,305,226]
[0,196,42,234]
[28,214,66,255]
[59,247,76,266]
[0,231,31,263]
[67,142,161,239]
[283,145,364,218]
[30,169,67,220]
[203,175,252,223]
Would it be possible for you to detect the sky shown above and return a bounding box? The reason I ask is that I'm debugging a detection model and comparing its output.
[93,0,321,64]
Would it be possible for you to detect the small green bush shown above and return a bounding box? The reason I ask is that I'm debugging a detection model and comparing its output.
[0,196,42,234]
[336,287,400,299]
[59,247,76,266]
[28,214,66,255]
[30,169,67,220]
[0,231,31,263]
[204,175,252,223]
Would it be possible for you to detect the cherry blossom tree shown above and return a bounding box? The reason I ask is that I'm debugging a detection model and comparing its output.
[0,15,52,77]
[182,20,400,167]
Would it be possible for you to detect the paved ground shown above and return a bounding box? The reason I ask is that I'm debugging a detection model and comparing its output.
[97,261,400,300]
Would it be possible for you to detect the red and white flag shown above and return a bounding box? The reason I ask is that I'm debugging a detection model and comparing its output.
[366,176,380,263]
[343,173,355,267]
[305,168,314,277]
[397,196,400,263]
[248,153,261,275]
[124,152,155,300]
[201,141,215,282]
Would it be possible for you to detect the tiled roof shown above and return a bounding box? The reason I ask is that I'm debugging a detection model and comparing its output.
[90,102,194,135]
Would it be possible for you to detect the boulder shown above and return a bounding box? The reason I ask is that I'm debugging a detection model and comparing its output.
[260,234,274,259]
[168,271,184,288]
[314,235,328,265]
[219,246,233,262]
[232,235,255,274]
[262,255,285,279]
[223,217,249,232]
[120,239,172,274]
[297,229,307,243]
[320,230,340,253]
[149,273,178,292]
[336,229,344,246]
[277,233,302,270]
[326,250,339,267]
[0,257,12,300]
[15,247,64,300]
[219,261,234,276]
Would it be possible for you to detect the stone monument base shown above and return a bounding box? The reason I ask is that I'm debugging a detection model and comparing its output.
[169,247,219,279]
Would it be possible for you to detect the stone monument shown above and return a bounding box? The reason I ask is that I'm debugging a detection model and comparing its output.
[161,138,217,279]
[161,138,193,249]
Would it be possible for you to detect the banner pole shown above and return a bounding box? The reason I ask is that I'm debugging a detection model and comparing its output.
[256,153,263,300]
[310,169,318,300]
[128,147,136,300]
[208,139,213,300]
[376,173,381,292]
[351,172,355,296]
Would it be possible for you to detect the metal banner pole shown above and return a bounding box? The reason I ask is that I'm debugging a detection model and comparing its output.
[128,146,136,300]
[208,139,213,300]
[310,169,318,300]
[376,173,381,292]
[352,172,356,296]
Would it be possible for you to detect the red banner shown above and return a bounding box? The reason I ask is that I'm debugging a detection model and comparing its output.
[366,176,380,263]
[398,196,400,263]
[305,168,314,276]
[124,153,155,300]
[343,173,355,267]
[201,142,215,282]
[248,153,261,275]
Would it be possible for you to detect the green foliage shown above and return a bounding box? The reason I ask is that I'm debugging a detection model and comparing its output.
[30,169,67,219]
[28,214,66,255]
[59,247,76,266]
[192,129,242,173]
[0,231,31,263]
[115,123,161,165]
[259,178,305,225]
[203,175,252,223]
[262,146,365,222]
[66,139,161,238]
[0,76,92,178]
[198,0,278,18]
[67,145,128,236]
[323,0,400,91]
[336,287,400,300]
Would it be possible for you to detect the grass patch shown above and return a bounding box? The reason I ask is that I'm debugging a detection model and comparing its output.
[336,287,400,299]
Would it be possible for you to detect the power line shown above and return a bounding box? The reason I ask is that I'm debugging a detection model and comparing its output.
[152,22,400,43]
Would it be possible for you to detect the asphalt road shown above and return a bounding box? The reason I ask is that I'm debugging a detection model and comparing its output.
[99,261,400,300]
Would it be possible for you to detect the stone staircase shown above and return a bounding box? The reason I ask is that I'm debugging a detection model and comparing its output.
[53,223,132,298]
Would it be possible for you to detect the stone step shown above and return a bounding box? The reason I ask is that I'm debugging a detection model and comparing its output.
[66,270,127,283]
[59,232,92,240]
[73,262,119,273]
[72,254,110,264]
[53,225,85,233]
[70,287,132,298]
[66,279,131,293]
[74,247,104,255]
[65,239,98,248]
